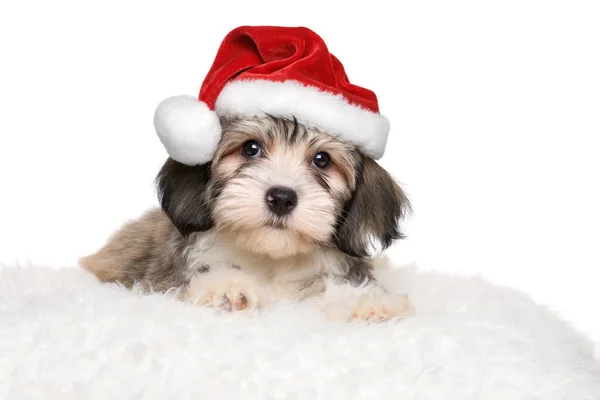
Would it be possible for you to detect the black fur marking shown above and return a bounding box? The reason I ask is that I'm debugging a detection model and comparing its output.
[313,171,332,192]
[333,158,364,257]
[299,273,325,291]
[336,255,375,286]
[334,156,411,258]
[288,116,301,144]
[196,264,210,274]
[210,179,225,203]
[156,158,215,238]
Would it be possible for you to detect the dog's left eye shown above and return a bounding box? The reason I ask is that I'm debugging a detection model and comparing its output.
[312,152,331,169]
[242,140,262,158]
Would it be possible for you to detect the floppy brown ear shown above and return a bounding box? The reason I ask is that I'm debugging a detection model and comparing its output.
[156,158,215,237]
[335,157,411,257]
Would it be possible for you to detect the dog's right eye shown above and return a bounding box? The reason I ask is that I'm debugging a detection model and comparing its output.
[241,140,262,158]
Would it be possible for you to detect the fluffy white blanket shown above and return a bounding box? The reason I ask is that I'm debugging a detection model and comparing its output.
[1,265,599,399]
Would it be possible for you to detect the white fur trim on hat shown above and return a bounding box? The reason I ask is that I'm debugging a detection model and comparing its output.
[154,95,222,166]
[214,80,390,159]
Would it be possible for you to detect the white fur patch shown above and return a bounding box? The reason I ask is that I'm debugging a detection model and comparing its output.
[214,80,390,159]
[3,266,599,398]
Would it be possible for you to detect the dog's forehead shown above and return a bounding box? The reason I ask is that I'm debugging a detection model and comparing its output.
[222,116,355,156]
[274,128,334,151]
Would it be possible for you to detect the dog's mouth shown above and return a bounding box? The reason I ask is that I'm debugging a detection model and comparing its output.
[215,214,293,233]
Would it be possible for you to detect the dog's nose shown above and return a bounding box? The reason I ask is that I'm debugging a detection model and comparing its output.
[266,187,298,216]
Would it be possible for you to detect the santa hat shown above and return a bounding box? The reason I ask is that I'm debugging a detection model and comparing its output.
[154,26,390,166]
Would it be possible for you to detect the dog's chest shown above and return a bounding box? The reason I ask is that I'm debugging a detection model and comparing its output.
[185,232,334,300]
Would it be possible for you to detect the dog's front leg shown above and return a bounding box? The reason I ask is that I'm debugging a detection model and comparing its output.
[178,264,274,312]
[320,266,414,322]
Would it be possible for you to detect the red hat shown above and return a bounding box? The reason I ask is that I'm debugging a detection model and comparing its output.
[154,26,390,166]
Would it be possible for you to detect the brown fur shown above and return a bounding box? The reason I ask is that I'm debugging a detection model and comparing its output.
[80,209,190,292]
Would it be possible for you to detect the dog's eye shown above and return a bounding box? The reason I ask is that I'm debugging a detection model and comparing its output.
[312,152,331,169]
[242,140,262,158]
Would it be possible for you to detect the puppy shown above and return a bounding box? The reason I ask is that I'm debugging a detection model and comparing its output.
[80,116,414,321]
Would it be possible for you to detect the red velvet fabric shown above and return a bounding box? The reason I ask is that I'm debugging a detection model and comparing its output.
[198,26,380,114]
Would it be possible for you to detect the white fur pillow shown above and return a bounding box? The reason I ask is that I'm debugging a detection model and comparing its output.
[1,265,599,399]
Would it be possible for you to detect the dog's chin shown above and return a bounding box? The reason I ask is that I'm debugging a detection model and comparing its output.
[227,226,318,259]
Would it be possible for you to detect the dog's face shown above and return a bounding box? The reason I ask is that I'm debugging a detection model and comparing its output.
[209,117,358,257]
[157,116,409,259]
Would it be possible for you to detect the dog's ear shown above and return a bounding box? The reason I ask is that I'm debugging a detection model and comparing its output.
[335,157,411,257]
[156,158,214,237]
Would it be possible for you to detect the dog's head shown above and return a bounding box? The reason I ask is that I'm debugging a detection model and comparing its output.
[157,116,410,259]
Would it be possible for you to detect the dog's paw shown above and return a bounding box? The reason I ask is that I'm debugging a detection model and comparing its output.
[321,290,414,323]
[181,269,271,312]
[350,293,414,322]
[202,285,254,311]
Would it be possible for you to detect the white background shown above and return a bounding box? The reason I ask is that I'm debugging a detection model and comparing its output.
[1,1,599,350]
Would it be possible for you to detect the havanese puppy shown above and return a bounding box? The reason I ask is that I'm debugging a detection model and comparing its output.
[80,25,415,321]
[80,116,413,321]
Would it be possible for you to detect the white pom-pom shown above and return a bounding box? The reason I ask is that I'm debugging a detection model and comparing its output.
[154,95,221,166]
